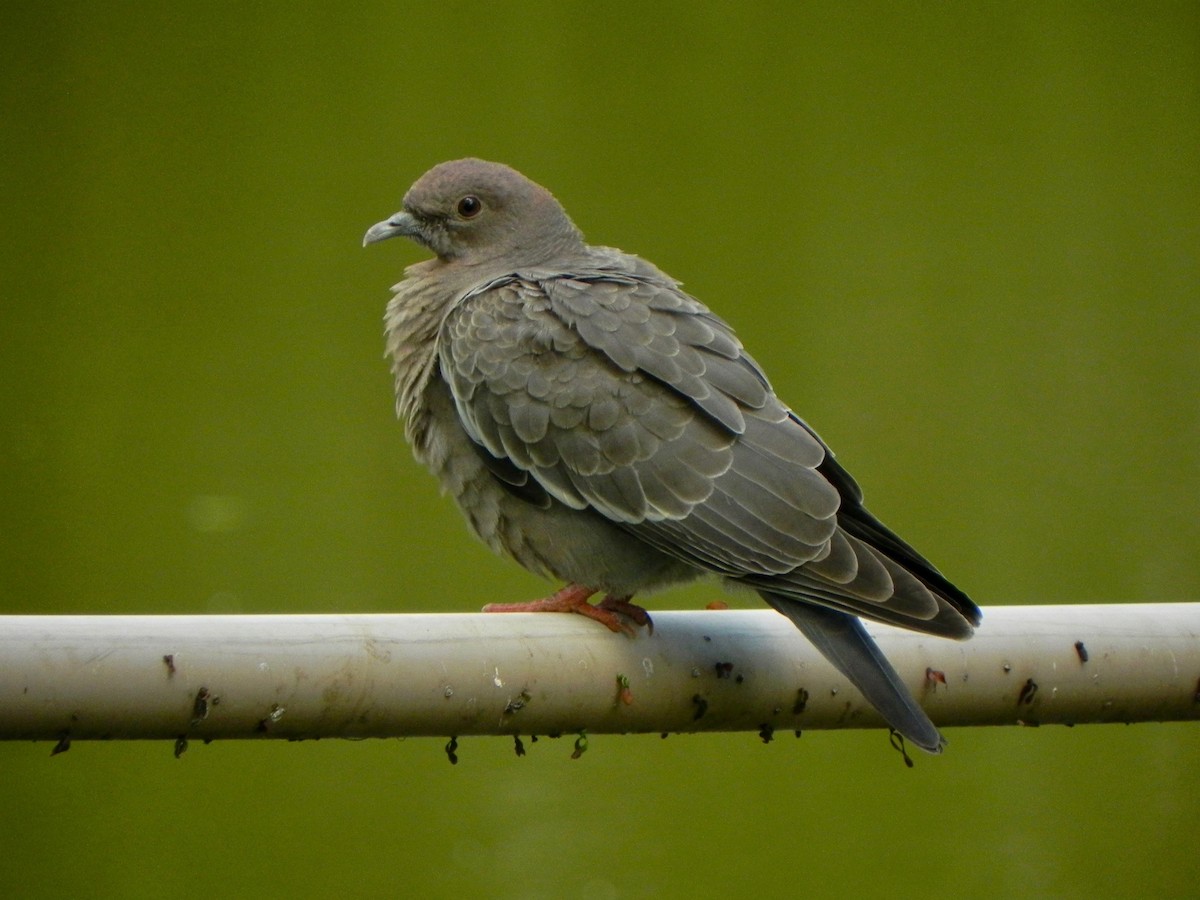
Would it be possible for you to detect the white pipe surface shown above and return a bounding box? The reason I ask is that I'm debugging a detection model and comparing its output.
[1,604,1197,746]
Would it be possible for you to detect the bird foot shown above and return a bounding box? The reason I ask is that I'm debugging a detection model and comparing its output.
[483,584,652,636]
[596,594,654,635]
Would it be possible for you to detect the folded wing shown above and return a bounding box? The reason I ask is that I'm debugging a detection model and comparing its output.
[440,268,979,637]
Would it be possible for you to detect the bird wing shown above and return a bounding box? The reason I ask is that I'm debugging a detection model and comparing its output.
[440,269,977,634]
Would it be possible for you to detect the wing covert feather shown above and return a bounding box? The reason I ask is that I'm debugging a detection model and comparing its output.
[440,272,838,569]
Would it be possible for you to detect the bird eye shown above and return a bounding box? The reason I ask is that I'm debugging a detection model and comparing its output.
[457,195,482,218]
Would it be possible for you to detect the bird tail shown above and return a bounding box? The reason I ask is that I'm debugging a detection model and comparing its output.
[759,592,944,754]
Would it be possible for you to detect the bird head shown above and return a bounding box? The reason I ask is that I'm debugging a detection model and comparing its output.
[363,158,584,267]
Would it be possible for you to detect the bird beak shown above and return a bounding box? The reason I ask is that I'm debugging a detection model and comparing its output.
[362,210,421,247]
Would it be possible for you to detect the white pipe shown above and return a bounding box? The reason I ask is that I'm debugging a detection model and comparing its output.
[1,605,1196,748]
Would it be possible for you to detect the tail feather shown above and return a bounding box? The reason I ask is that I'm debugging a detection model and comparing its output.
[761,591,944,753]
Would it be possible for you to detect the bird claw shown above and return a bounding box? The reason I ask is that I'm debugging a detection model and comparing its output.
[482,584,652,637]
[597,595,654,636]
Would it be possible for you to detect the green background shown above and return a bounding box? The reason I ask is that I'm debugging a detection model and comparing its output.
[3,3,1198,897]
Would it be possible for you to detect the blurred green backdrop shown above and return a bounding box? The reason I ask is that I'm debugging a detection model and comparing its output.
[2,3,1198,898]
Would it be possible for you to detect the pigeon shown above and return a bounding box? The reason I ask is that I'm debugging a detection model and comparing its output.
[364,158,980,752]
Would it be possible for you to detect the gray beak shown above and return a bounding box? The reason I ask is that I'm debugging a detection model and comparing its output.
[362,210,421,247]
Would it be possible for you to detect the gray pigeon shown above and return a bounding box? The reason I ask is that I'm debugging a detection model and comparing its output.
[364,158,980,753]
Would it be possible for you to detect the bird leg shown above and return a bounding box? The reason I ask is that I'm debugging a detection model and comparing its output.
[483,584,652,635]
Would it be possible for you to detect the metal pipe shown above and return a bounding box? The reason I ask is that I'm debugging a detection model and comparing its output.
[1,604,1196,746]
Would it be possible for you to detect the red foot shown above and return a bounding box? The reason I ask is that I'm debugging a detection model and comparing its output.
[483,584,652,636]
[597,595,654,635]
